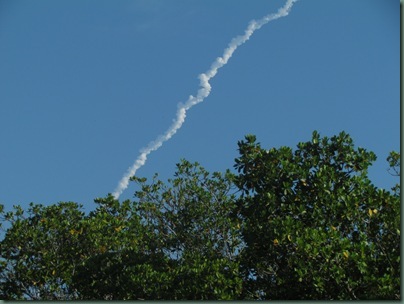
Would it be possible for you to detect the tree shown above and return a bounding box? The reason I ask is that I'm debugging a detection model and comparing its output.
[233,131,400,300]
[72,161,243,299]
[69,196,174,300]
[0,131,399,300]
[0,202,86,299]
[120,160,242,299]
[0,160,242,300]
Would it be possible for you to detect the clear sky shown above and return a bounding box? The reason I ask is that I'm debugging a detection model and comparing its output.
[0,0,399,211]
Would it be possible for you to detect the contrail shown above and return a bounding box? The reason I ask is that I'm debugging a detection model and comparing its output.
[112,0,298,199]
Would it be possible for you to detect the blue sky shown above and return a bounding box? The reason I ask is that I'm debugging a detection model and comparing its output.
[0,0,399,211]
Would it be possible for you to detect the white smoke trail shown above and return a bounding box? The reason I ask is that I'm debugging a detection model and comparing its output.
[112,0,298,199]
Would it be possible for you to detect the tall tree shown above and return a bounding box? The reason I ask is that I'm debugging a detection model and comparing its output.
[71,161,243,299]
[233,131,400,300]
[0,132,399,300]
[0,202,86,299]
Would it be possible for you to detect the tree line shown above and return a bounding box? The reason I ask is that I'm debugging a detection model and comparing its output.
[0,131,400,300]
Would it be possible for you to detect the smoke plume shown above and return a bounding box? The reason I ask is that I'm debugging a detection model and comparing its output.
[112,0,298,199]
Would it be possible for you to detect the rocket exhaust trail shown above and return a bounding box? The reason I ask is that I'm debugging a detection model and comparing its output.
[112,0,298,199]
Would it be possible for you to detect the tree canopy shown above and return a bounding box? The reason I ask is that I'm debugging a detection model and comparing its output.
[0,131,400,300]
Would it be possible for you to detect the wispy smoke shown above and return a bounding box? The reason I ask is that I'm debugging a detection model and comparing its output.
[112,0,298,199]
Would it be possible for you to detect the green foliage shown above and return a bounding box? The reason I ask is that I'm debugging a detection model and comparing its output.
[0,132,399,300]
[72,249,174,300]
[233,131,400,300]
[387,151,400,196]
[0,202,86,299]
[132,160,240,261]
[127,160,243,299]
